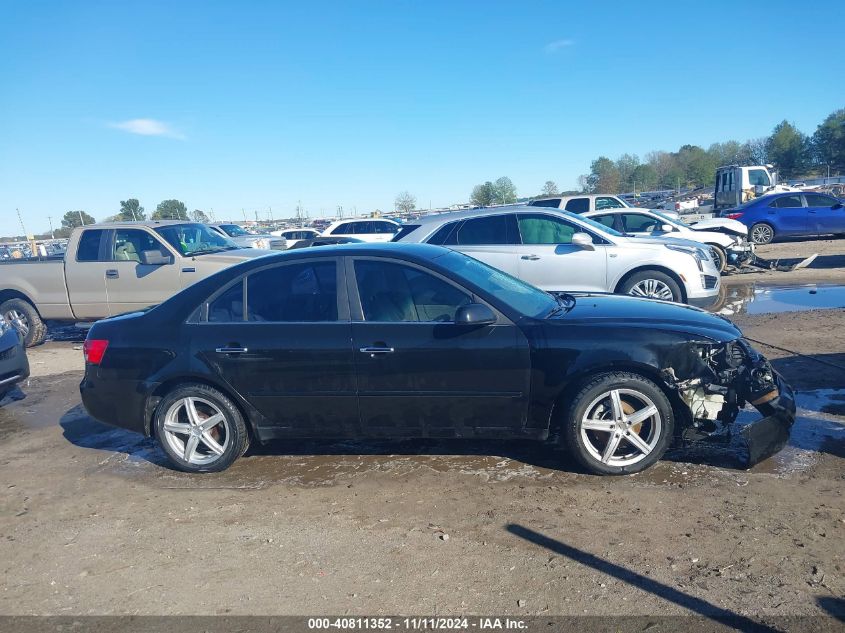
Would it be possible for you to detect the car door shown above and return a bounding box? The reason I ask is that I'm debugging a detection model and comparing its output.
[441,214,522,277]
[189,258,358,437]
[616,212,667,236]
[64,228,110,319]
[348,257,531,438]
[766,195,806,236]
[104,228,181,315]
[514,212,608,292]
[804,193,845,235]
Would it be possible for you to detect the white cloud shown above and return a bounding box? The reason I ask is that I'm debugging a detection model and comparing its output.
[108,118,185,140]
[544,39,574,53]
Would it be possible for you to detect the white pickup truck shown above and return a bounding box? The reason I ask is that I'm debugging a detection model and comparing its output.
[0,221,271,346]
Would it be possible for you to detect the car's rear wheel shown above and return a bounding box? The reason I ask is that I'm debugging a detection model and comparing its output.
[620,270,683,303]
[154,383,249,473]
[708,244,727,272]
[1,298,46,347]
[563,372,674,475]
[750,223,775,245]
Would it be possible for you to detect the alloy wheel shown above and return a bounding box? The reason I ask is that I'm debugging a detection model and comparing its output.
[628,279,675,301]
[161,396,231,465]
[3,309,30,337]
[579,389,663,467]
[751,224,773,244]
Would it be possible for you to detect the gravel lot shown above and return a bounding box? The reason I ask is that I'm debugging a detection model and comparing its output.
[0,238,843,623]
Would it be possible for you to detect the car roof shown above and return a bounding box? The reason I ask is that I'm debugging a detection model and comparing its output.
[261,241,448,261]
[324,217,400,229]
[407,204,584,228]
[91,220,208,228]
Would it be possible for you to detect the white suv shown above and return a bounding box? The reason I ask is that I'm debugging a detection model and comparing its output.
[393,206,720,306]
[322,218,400,242]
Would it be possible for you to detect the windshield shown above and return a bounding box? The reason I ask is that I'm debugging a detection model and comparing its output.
[650,210,690,229]
[437,251,556,318]
[219,224,250,237]
[154,223,238,256]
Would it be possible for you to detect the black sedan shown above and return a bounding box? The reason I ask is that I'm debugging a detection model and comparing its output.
[80,243,795,475]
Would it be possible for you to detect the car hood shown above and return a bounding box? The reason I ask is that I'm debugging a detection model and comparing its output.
[614,234,708,250]
[548,293,740,342]
[688,218,748,237]
[193,248,275,263]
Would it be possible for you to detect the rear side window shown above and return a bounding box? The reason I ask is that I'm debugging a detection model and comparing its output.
[373,221,399,234]
[454,215,519,245]
[529,198,561,208]
[392,224,421,242]
[769,195,803,209]
[564,198,590,214]
[76,229,105,262]
[247,261,337,322]
[426,223,458,245]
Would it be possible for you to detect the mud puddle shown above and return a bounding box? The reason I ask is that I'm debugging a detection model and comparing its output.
[709,283,845,316]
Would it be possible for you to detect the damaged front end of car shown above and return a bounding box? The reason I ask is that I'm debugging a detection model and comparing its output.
[661,338,796,467]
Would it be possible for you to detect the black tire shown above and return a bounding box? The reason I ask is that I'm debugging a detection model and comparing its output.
[619,270,683,303]
[750,222,775,245]
[0,298,46,347]
[153,383,250,473]
[708,244,727,273]
[563,372,674,475]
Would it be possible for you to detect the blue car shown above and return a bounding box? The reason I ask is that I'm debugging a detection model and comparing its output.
[720,191,845,244]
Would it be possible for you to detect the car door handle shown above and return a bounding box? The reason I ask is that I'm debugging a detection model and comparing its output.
[359,346,394,355]
[520,255,540,260]
[215,347,249,354]
[105,269,119,279]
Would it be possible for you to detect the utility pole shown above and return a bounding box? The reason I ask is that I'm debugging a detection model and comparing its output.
[242,208,247,222]
[210,208,216,222]
[78,210,85,226]
[47,216,54,239]
[16,208,27,236]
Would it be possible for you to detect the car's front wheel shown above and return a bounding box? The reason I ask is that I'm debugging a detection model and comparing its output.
[563,372,674,475]
[750,222,775,245]
[708,244,727,272]
[154,383,250,473]
[619,270,683,303]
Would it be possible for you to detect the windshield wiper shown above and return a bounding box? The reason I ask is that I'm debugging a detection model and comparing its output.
[545,292,576,317]
[187,247,231,256]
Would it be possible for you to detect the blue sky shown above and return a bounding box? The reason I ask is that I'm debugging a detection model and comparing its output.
[1,0,843,235]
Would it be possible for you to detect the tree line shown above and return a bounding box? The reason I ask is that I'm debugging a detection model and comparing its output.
[578,108,845,195]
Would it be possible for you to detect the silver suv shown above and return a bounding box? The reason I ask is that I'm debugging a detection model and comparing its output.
[393,206,720,306]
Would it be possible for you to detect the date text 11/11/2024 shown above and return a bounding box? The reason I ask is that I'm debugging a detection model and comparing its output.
[307,618,527,630]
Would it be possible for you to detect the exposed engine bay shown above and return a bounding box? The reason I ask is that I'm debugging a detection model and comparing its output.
[661,337,796,466]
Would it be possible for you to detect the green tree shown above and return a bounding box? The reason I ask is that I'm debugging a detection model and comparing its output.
[585,157,620,193]
[812,108,845,175]
[394,191,416,214]
[152,199,188,220]
[60,210,96,229]
[676,145,716,188]
[492,177,517,204]
[740,137,768,165]
[615,153,640,191]
[118,198,145,221]
[540,180,558,196]
[190,209,210,222]
[470,181,497,207]
[631,164,658,191]
[765,120,810,179]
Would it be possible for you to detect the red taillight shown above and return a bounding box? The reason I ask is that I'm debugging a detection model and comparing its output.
[83,339,109,365]
[725,212,743,220]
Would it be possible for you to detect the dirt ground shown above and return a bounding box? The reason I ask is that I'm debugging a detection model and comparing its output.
[0,242,843,623]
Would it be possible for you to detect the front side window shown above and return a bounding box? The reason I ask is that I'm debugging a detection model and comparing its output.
[769,195,803,209]
[219,224,250,237]
[589,214,618,230]
[595,196,625,210]
[354,260,471,322]
[155,223,237,256]
[804,194,837,208]
[76,229,106,262]
[332,223,353,235]
[373,221,399,234]
[621,213,663,233]
[247,261,337,322]
[747,169,771,187]
[208,280,244,322]
[112,229,170,262]
[563,198,590,214]
[517,214,578,244]
[454,215,518,245]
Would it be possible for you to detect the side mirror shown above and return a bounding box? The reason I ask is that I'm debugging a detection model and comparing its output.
[454,303,497,326]
[660,224,674,232]
[140,250,172,265]
[571,232,595,251]
[833,202,843,210]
